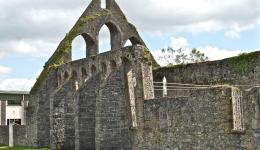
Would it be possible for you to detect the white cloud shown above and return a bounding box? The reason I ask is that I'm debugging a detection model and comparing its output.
[0,78,35,91]
[117,0,260,35]
[0,66,12,74]
[169,37,188,50]
[0,0,258,58]
[197,46,242,60]
[225,30,240,39]
[0,40,57,58]
[224,24,255,39]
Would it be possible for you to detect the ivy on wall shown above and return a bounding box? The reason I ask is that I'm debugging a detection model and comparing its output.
[30,10,113,94]
[227,52,258,75]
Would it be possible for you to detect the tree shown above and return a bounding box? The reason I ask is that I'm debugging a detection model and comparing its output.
[158,47,209,66]
[189,48,209,63]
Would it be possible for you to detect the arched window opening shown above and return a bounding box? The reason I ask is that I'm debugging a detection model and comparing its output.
[99,22,121,53]
[71,35,87,61]
[91,65,97,74]
[101,0,106,9]
[124,40,132,47]
[101,63,107,74]
[110,60,117,70]
[64,71,69,80]
[72,70,78,80]
[99,25,111,53]
[81,67,87,77]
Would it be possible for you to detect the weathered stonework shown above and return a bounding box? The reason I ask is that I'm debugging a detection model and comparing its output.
[134,88,260,149]
[0,126,8,145]
[0,101,6,125]
[0,126,26,146]
[1,0,258,149]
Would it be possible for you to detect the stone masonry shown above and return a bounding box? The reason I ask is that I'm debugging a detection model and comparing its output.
[1,0,259,149]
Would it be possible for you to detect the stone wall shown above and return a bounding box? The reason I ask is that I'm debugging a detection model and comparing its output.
[15,0,260,148]
[26,71,58,147]
[76,74,100,150]
[95,68,131,149]
[154,51,260,85]
[134,88,260,149]
[27,45,154,149]
[13,126,27,146]
[153,51,260,99]
[0,126,26,146]
[26,94,38,146]
[0,126,8,145]
[0,101,6,125]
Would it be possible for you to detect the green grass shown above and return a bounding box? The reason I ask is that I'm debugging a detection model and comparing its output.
[0,146,49,150]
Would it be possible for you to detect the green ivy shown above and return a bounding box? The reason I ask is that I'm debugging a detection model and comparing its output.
[30,10,113,94]
[227,52,258,75]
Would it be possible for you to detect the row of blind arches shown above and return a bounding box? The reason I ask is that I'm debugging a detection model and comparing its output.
[60,60,118,83]
[72,25,133,61]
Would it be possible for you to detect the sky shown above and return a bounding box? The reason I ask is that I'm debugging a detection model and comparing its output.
[0,0,259,91]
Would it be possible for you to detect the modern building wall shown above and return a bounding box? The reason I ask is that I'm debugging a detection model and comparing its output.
[6,105,25,125]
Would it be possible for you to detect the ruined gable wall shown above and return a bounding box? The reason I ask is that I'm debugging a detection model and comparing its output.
[28,45,153,149]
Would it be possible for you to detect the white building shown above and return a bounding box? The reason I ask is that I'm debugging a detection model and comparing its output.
[0,91,29,126]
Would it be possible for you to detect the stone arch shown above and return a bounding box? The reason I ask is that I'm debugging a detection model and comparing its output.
[71,35,86,61]
[71,33,97,61]
[82,33,98,57]
[64,71,69,80]
[91,65,97,74]
[124,37,143,47]
[72,70,78,79]
[110,60,117,70]
[81,67,87,77]
[101,62,107,74]
[99,25,110,53]
[99,21,121,53]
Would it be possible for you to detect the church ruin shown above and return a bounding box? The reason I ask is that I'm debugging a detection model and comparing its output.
[1,0,260,149]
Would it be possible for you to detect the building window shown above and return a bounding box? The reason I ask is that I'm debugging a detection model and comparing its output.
[7,119,21,125]
[8,100,21,106]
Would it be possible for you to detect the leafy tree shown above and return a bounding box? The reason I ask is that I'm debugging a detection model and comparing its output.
[189,48,209,63]
[159,47,209,66]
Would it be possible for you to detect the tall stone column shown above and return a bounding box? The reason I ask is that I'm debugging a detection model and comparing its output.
[1,101,7,125]
[131,46,155,128]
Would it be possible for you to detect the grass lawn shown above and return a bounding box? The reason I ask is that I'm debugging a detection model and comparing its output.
[0,146,49,150]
